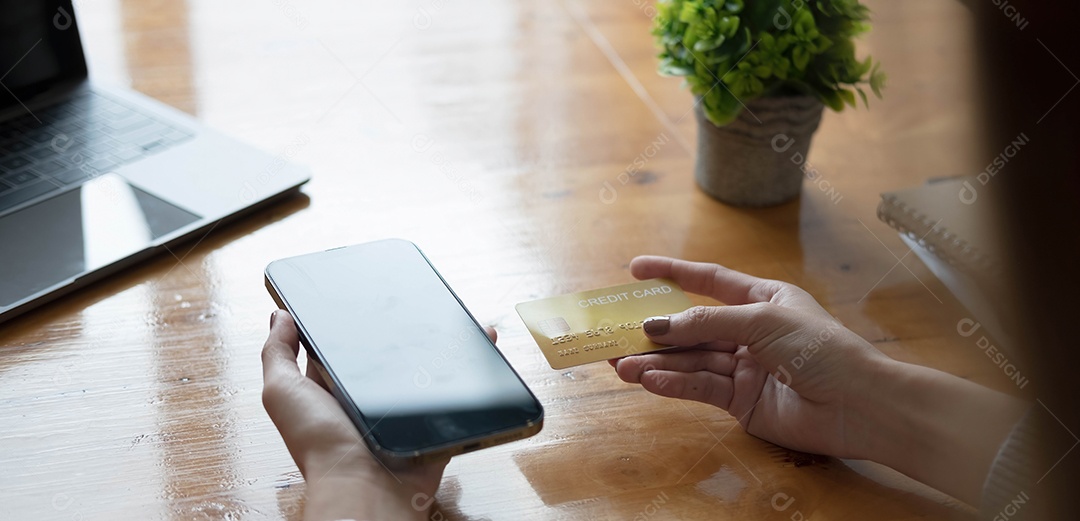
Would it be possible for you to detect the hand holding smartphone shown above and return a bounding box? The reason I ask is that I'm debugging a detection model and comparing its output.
[264,239,543,467]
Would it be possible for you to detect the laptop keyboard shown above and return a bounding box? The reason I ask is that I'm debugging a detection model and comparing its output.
[0,90,193,214]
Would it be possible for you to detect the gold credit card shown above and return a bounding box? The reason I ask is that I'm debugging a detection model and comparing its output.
[516,278,693,370]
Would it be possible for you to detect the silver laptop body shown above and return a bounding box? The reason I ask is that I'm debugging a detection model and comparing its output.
[0,0,310,324]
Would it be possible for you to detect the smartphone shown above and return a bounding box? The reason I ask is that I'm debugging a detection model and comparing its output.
[264,239,543,467]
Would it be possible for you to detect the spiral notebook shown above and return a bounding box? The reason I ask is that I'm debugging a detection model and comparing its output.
[877,177,1013,348]
[877,177,1004,281]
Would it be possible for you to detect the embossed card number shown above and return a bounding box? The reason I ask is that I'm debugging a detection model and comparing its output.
[516,279,693,370]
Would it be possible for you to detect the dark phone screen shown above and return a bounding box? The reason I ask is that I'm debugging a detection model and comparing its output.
[266,239,542,453]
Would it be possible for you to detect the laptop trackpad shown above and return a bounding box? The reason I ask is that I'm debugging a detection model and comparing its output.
[0,174,200,309]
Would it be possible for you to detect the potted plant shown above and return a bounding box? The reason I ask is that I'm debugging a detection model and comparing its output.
[654,0,885,206]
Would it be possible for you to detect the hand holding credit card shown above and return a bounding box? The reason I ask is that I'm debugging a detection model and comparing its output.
[516,279,693,369]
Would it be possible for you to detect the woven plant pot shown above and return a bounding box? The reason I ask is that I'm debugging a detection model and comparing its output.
[694,95,824,207]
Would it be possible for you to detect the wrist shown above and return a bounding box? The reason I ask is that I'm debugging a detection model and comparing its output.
[301,446,427,521]
[846,356,1028,504]
[844,356,924,462]
[839,354,909,461]
[302,444,387,485]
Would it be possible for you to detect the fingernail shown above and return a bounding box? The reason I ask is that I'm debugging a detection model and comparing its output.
[270,310,279,328]
[642,316,670,335]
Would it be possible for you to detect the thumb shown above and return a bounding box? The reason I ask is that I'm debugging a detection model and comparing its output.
[643,302,788,351]
[262,310,302,383]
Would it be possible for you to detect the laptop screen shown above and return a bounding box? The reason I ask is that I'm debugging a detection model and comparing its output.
[0,0,87,115]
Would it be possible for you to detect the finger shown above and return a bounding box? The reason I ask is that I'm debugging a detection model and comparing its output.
[629,256,781,305]
[614,351,736,383]
[637,369,734,410]
[261,310,302,383]
[606,340,736,368]
[729,361,769,423]
[483,326,497,343]
[663,340,739,353]
[641,303,789,349]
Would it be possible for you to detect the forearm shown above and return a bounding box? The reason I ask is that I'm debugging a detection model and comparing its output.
[855,357,1028,505]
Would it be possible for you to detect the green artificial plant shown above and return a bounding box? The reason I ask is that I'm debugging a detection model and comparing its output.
[654,0,886,126]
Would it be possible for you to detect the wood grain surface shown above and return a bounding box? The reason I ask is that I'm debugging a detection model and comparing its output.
[0,0,1024,519]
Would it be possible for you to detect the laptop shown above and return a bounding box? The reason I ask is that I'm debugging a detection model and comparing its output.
[0,1,311,325]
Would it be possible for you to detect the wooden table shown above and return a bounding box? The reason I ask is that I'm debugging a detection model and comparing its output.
[1,1,1023,519]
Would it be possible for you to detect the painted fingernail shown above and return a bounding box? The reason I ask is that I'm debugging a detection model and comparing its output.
[642,316,670,335]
